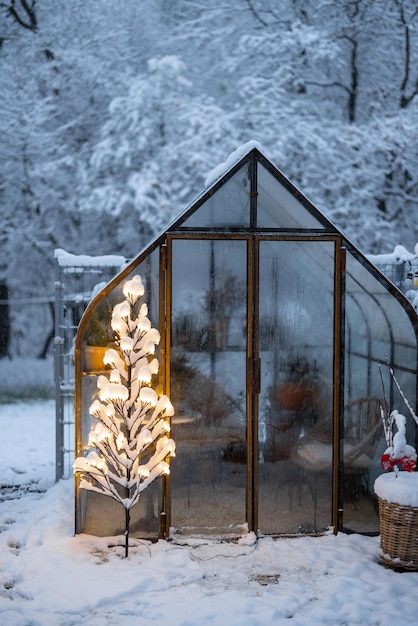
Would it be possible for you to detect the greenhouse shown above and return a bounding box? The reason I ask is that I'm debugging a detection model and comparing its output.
[74,143,418,540]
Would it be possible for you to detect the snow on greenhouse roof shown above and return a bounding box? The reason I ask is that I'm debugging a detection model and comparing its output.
[204,140,265,187]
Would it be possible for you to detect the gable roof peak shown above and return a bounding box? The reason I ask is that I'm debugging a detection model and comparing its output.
[204,140,269,188]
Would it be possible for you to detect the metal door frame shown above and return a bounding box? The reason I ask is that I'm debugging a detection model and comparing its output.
[162,232,345,536]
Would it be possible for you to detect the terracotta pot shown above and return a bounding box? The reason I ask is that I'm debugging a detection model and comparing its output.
[272,382,318,412]
[83,346,109,373]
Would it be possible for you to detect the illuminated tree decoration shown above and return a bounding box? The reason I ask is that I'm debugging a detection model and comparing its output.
[74,275,175,557]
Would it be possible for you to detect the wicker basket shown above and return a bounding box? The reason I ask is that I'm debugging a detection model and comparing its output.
[378,496,418,571]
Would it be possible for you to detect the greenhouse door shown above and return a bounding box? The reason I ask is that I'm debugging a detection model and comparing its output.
[168,236,248,535]
[168,235,342,536]
[257,238,340,534]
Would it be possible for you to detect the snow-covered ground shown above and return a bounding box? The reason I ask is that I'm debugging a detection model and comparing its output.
[1,397,418,625]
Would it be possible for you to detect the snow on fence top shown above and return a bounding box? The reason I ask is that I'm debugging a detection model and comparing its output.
[366,244,418,266]
[366,244,418,312]
[54,248,126,269]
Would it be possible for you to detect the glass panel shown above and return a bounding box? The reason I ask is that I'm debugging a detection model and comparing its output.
[180,167,250,229]
[76,249,162,539]
[257,163,325,230]
[170,238,247,534]
[343,250,418,533]
[258,240,335,533]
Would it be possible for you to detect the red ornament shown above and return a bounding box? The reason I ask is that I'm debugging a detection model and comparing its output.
[381,453,395,471]
[381,452,416,472]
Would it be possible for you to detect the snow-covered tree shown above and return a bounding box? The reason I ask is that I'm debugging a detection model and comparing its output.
[77,55,240,252]
[73,275,176,557]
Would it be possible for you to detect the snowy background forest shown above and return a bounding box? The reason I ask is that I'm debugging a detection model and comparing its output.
[2,0,418,357]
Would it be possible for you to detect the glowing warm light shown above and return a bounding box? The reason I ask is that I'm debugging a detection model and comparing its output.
[154,395,174,417]
[99,383,129,402]
[103,348,121,366]
[111,314,124,333]
[123,275,145,301]
[89,399,102,417]
[92,423,110,442]
[146,328,160,345]
[137,365,152,383]
[166,441,176,456]
[118,301,131,319]
[137,428,153,447]
[139,387,158,406]
[105,404,115,418]
[157,420,170,434]
[85,451,107,471]
[136,315,151,332]
[88,431,97,445]
[97,375,109,389]
[164,400,174,417]
[157,461,170,475]
[109,369,121,384]
[120,336,134,352]
[111,302,130,329]
[142,339,156,355]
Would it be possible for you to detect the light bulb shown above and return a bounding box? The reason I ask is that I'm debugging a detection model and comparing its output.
[89,399,103,417]
[137,315,151,332]
[109,369,121,383]
[137,365,152,383]
[123,275,144,302]
[139,387,158,406]
[157,461,170,475]
[99,382,129,402]
[120,336,134,352]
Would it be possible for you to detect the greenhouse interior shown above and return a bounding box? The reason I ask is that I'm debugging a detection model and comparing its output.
[73,145,418,540]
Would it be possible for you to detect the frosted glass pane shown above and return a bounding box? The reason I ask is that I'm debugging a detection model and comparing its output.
[257,164,324,230]
[258,240,334,533]
[181,167,250,228]
[170,238,247,534]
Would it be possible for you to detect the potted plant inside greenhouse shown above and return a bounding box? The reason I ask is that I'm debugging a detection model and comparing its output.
[83,298,115,372]
[374,363,418,571]
[272,355,319,414]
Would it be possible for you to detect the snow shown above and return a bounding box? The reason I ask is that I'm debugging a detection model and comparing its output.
[392,412,414,458]
[204,140,265,187]
[366,244,416,265]
[375,472,418,508]
[0,401,55,488]
[2,399,418,624]
[54,248,127,269]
